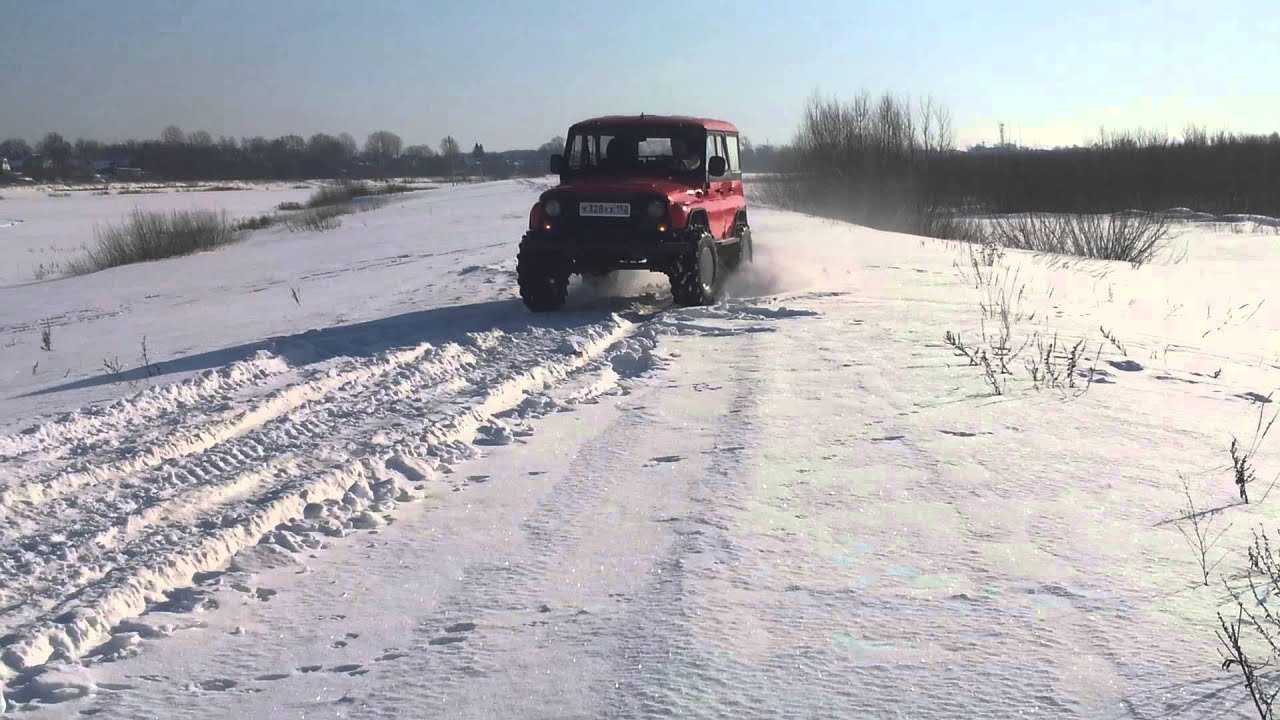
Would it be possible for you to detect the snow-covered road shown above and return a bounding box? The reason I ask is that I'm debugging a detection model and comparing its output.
[2,181,1279,717]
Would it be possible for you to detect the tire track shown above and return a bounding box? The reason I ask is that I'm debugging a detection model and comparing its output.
[0,309,659,678]
[0,343,476,522]
[0,353,292,462]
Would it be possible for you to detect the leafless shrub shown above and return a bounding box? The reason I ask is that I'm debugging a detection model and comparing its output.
[1218,529,1280,718]
[40,319,52,352]
[988,212,1172,266]
[33,261,63,280]
[290,286,302,305]
[47,192,71,198]
[277,201,304,211]
[286,204,350,232]
[1100,326,1127,356]
[1024,332,1087,393]
[943,330,1003,395]
[1232,396,1278,504]
[102,356,123,376]
[69,209,243,274]
[306,180,413,209]
[1173,474,1232,586]
[141,335,160,377]
[233,214,276,232]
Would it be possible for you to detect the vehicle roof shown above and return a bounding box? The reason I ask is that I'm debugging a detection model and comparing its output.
[569,115,739,133]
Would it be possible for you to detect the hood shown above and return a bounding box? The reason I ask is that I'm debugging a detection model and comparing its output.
[542,176,699,203]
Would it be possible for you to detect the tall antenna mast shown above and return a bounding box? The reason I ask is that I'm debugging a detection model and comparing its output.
[999,122,1006,147]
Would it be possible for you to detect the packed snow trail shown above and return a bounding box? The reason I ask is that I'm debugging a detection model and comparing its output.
[41,288,1266,719]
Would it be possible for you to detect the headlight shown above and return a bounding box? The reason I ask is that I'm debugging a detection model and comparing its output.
[544,199,561,217]
[646,199,666,219]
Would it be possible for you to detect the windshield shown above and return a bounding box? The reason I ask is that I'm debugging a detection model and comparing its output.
[564,125,706,177]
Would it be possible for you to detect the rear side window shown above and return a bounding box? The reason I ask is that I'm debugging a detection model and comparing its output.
[725,135,740,174]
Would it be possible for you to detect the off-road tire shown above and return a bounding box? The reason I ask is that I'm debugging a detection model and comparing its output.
[724,221,753,271]
[517,247,569,312]
[670,231,719,307]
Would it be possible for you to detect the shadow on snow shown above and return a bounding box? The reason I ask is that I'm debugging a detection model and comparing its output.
[20,292,662,398]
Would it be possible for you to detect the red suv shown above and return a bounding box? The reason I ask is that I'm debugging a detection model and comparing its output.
[518,115,753,311]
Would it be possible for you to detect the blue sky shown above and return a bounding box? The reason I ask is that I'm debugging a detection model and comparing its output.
[3,0,1277,150]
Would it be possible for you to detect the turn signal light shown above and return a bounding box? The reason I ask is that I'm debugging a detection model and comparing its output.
[658,224,667,232]
[544,222,553,230]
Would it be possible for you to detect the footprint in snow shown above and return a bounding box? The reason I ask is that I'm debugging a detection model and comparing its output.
[1107,359,1145,372]
[195,679,237,692]
[445,622,477,633]
[255,674,290,682]
[428,635,466,646]
[330,664,363,674]
[376,651,408,662]
[871,435,905,443]
[651,455,683,464]
[467,475,491,484]
[940,430,987,438]
[298,665,323,673]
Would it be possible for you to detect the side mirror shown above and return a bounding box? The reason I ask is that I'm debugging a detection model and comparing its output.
[708,155,727,178]
[549,154,565,174]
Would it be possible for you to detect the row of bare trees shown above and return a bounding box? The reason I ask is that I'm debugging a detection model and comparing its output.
[1,126,563,182]
[764,91,1280,236]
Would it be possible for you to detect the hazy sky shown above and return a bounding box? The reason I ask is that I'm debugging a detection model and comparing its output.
[3,0,1277,151]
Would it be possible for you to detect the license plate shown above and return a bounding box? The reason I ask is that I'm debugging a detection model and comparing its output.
[579,202,631,218]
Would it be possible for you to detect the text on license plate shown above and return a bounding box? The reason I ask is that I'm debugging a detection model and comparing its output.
[579,202,631,218]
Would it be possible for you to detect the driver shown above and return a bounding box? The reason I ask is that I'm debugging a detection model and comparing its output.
[669,136,702,171]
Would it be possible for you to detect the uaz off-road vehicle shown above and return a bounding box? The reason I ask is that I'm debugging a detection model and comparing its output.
[517,115,753,311]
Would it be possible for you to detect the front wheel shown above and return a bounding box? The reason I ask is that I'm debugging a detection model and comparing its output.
[517,247,569,312]
[670,232,719,307]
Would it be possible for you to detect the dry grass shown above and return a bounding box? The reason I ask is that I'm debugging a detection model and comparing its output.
[985,212,1173,266]
[233,214,277,232]
[69,209,243,274]
[286,204,351,232]
[306,180,413,209]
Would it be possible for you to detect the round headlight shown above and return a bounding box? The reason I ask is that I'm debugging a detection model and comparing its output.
[544,199,561,217]
[646,199,666,219]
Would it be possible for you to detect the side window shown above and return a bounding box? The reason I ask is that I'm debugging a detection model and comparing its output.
[725,134,740,175]
[706,134,719,164]
[568,135,586,169]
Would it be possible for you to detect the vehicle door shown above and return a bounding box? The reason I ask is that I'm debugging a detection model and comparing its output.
[705,132,735,239]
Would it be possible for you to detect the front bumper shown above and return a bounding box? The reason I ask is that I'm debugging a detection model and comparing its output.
[521,226,697,259]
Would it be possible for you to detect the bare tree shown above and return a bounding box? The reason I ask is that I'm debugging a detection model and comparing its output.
[402,144,437,159]
[365,131,403,162]
[161,125,186,145]
[188,130,214,147]
[37,132,72,167]
[440,135,461,183]
[337,132,358,159]
[0,138,32,159]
